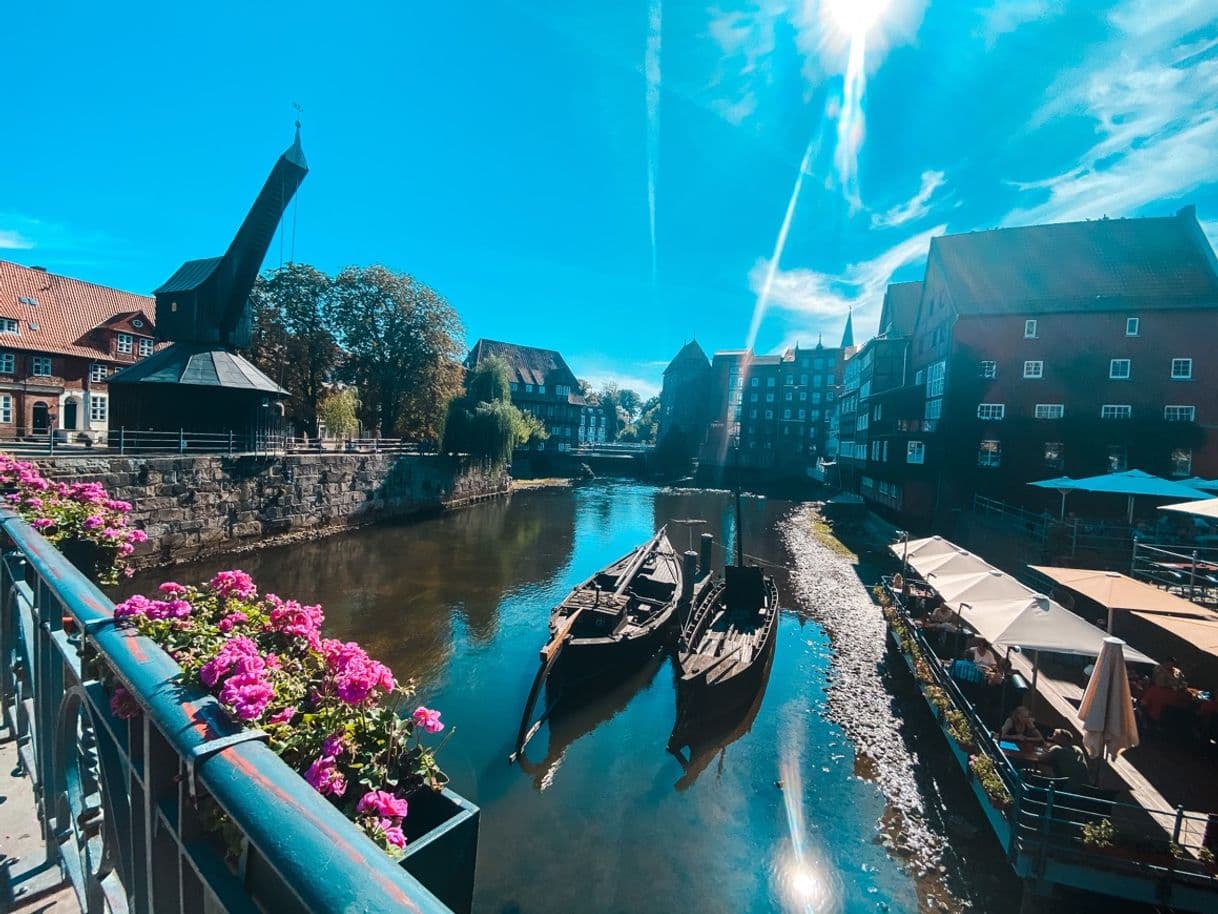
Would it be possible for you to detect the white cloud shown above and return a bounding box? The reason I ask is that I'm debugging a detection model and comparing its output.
[1007,0,1218,226]
[975,0,1058,48]
[748,224,944,339]
[870,169,946,228]
[0,228,34,250]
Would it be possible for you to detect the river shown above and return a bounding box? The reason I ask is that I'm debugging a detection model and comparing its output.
[128,480,1024,914]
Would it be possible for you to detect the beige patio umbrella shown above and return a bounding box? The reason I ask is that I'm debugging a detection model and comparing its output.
[1078,637,1139,774]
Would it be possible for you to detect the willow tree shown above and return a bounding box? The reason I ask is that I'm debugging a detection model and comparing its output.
[329,265,464,439]
[442,355,545,466]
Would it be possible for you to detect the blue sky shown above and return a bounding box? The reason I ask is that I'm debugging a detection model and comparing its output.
[3,1,1217,397]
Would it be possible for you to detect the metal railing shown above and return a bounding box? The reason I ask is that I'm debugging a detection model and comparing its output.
[882,578,1218,907]
[1132,540,1218,605]
[0,509,451,913]
[0,429,426,458]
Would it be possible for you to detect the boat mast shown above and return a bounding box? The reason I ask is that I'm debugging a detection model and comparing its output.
[734,445,744,567]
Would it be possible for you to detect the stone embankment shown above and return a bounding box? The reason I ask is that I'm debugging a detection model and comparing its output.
[33,453,509,568]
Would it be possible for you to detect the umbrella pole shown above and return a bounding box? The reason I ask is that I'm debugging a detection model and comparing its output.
[1029,651,1040,717]
[1127,495,1135,525]
[1059,490,1066,521]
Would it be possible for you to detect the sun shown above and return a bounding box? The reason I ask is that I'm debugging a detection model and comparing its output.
[823,0,891,40]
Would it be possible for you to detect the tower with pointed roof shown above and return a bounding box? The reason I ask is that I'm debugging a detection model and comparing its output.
[841,309,855,350]
[658,339,713,446]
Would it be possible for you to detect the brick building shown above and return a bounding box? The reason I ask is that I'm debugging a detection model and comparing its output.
[838,207,1218,522]
[657,340,713,445]
[464,338,608,450]
[0,260,157,439]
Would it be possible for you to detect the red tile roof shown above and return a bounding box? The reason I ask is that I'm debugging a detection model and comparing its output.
[0,260,155,361]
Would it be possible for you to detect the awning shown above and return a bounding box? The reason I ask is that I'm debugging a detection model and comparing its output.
[1029,566,1213,619]
[959,595,1155,662]
[1159,497,1218,520]
[1128,611,1218,660]
[889,535,958,564]
[929,569,1028,607]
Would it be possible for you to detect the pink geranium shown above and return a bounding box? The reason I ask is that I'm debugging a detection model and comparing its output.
[413,706,444,734]
[356,790,409,820]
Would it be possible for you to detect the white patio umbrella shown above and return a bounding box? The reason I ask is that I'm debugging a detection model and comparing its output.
[914,550,992,579]
[888,535,959,567]
[932,569,1027,607]
[1077,637,1140,780]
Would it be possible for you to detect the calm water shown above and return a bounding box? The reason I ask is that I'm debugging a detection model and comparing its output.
[128,481,1013,914]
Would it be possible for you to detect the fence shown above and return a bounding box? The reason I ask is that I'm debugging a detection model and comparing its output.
[1131,540,1218,605]
[971,494,1146,568]
[882,577,1218,908]
[0,428,426,458]
[0,509,451,913]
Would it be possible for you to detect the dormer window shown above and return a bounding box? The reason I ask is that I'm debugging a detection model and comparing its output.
[138,337,154,357]
[132,318,145,329]
[117,333,133,354]
[0,318,19,335]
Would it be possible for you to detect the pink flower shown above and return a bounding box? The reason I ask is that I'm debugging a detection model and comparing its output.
[267,705,297,725]
[304,755,347,797]
[412,706,444,734]
[218,671,274,721]
[159,582,188,596]
[108,685,140,720]
[322,639,396,705]
[209,570,257,601]
[83,515,105,530]
[113,594,155,622]
[199,637,263,688]
[217,611,248,633]
[23,497,43,509]
[357,790,409,820]
[266,596,324,647]
[31,518,54,531]
[128,529,148,544]
[379,819,407,849]
[322,733,348,758]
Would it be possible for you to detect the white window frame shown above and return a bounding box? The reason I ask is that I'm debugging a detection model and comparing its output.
[1101,404,1132,419]
[31,356,52,377]
[1164,405,1196,422]
[138,337,154,357]
[90,363,109,383]
[1024,319,1038,339]
[1023,360,1043,379]
[980,360,997,379]
[116,333,133,354]
[1170,358,1193,380]
[0,353,15,374]
[977,403,1006,420]
[907,440,925,464]
[1109,358,1131,380]
[1170,448,1193,477]
[0,394,10,423]
[89,395,108,422]
[1034,404,1064,419]
[1126,317,1139,336]
[0,318,19,335]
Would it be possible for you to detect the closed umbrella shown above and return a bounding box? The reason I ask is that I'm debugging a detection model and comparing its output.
[1078,637,1139,778]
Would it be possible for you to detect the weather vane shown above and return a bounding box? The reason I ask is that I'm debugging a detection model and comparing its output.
[292,101,304,129]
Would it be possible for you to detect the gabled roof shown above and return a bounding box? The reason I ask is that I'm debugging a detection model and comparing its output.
[879,281,922,338]
[0,260,156,360]
[108,342,286,394]
[465,338,579,389]
[932,208,1218,315]
[663,339,710,375]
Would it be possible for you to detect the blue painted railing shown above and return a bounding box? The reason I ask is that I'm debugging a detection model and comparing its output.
[0,510,452,914]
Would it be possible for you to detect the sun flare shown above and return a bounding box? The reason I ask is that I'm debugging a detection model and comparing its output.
[824,0,891,40]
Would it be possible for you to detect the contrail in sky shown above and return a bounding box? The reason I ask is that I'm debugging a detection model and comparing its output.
[646,0,662,284]
[834,31,868,210]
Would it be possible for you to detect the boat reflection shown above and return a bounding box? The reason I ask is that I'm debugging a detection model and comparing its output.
[517,654,666,791]
[665,651,773,792]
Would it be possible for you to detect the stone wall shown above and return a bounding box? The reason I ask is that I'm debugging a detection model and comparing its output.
[33,453,509,567]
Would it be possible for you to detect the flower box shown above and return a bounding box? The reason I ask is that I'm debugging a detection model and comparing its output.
[401,786,480,914]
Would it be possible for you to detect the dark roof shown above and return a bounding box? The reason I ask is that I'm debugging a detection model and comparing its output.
[465,338,579,389]
[840,310,854,348]
[663,339,710,376]
[0,260,156,360]
[107,343,287,394]
[932,209,1218,315]
[155,257,223,295]
[879,281,922,338]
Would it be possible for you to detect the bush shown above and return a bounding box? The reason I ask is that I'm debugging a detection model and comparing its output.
[969,754,1012,809]
[1082,818,1116,849]
[946,709,975,748]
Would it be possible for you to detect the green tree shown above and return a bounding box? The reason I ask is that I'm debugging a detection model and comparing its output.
[441,355,545,466]
[249,263,340,435]
[628,396,661,444]
[597,382,642,440]
[329,266,464,439]
[316,388,360,438]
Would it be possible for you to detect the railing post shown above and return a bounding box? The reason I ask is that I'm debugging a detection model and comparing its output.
[119,426,126,455]
[1189,551,1198,603]
[48,429,55,455]
[178,429,186,455]
[1035,782,1055,877]
[1172,804,1185,844]
[228,429,234,456]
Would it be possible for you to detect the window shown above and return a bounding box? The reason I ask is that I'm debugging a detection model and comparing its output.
[31,356,51,376]
[509,382,518,392]
[0,318,19,335]
[979,360,997,378]
[926,361,946,397]
[977,403,1006,420]
[750,409,757,419]
[925,398,942,421]
[810,409,820,420]
[138,337,154,357]
[1107,445,1127,473]
[1024,319,1038,338]
[784,391,793,401]
[873,404,882,420]
[1023,360,1043,379]
[799,391,807,401]
[765,392,775,403]
[785,374,794,386]
[0,395,10,423]
[751,377,759,387]
[1101,404,1132,419]
[1034,403,1064,419]
[767,377,776,387]
[750,392,759,402]
[537,385,545,394]
[914,369,925,386]
[978,439,1002,467]
[765,409,773,419]
[1044,441,1064,471]
[1109,359,1130,380]
[525,384,533,393]
[1170,448,1192,477]
[1171,358,1193,380]
[799,374,807,385]
[117,333,133,354]
[798,409,806,420]
[907,440,925,464]
[89,395,108,422]
[1126,317,1139,336]
[0,353,14,374]
[783,409,791,419]
[1164,405,1196,422]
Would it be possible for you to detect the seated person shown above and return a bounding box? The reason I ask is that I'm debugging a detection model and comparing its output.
[1126,665,1150,701]
[1044,729,1090,790]
[891,572,906,595]
[1153,657,1187,690]
[966,637,1005,685]
[1140,683,1193,723]
[1001,706,1044,744]
[918,602,959,631]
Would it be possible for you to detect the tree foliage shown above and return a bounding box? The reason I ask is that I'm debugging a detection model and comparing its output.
[441,355,546,466]
[249,263,340,435]
[316,388,360,438]
[596,382,644,441]
[328,266,465,439]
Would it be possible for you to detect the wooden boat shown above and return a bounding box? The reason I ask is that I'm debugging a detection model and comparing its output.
[674,485,779,716]
[547,526,682,676]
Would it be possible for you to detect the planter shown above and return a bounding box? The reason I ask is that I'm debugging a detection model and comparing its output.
[59,538,104,581]
[401,786,480,914]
